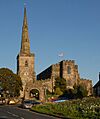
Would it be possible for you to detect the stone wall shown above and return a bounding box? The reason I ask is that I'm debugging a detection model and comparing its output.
[37,60,93,96]
[37,60,80,87]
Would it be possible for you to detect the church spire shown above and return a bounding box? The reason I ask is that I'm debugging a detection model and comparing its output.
[20,7,30,55]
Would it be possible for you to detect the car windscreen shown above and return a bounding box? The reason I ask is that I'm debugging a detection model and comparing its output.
[24,100,33,103]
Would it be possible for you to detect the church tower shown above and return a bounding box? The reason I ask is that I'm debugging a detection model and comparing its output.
[17,7,36,98]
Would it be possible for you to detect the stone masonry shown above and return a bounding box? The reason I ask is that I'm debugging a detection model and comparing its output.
[17,7,92,101]
[17,7,36,99]
[37,60,92,96]
[37,60,80,87]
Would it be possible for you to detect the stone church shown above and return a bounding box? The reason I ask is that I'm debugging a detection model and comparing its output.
[17,7,92,101]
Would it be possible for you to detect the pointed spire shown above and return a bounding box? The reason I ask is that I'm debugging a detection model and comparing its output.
[20,7,30,55]
[23,6,28,29]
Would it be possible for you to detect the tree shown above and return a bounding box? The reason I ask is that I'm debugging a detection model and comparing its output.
[0,68,22,98]
[54,77,66,95]
[61,89,74,99]
[55,87,63,95]
[73,84,88,99]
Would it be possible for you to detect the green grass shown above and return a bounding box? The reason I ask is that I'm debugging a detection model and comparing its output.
[31,97,100,119]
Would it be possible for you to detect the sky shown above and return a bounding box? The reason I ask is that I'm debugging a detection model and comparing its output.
[0,0,100,85]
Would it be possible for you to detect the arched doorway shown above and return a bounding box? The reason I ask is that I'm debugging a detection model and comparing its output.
[30,89,39,100]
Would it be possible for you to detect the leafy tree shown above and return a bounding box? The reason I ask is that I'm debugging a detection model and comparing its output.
[73,84,88,99]
[0,68,22,98]
[54,77,66,95]
[55,87,63,95]
[61,89,74,99]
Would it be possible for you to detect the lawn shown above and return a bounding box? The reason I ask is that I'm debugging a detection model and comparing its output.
[31,97,100,119]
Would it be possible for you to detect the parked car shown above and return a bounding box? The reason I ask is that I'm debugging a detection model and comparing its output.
[53,99,66,103]
[21,100,33,109]
[53,97,68,103]
[8,100,16,105]
[21,100,41,109]
[0,99,6,105]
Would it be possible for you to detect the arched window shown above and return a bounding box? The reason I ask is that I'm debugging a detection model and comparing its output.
[25,60,28,67]
[67,66,71,74]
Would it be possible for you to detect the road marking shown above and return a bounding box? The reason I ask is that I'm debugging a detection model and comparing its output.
[20,117,24,119]
[0,116,8,118]
[7,111,18,117]
[7,111,24,119]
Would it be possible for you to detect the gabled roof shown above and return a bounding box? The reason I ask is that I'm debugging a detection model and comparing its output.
[93,80,100,88]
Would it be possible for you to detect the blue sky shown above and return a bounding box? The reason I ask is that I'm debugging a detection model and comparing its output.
[0,0,100,85]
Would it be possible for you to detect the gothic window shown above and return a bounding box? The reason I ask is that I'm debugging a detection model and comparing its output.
[25,60,28,67]
[67,66,71,74]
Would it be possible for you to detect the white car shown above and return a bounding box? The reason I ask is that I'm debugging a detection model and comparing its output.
[9,100,16,105]
[21,100,41,109]
[21,100,34,109]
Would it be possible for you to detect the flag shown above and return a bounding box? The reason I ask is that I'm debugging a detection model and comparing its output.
[58,52,64,57]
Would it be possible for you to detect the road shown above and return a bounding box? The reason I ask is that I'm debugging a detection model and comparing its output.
[0,105,61,119]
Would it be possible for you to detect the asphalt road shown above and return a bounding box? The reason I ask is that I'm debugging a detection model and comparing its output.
[0,105,61,119]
